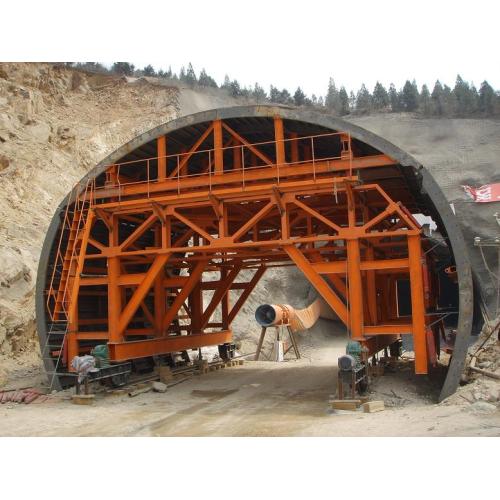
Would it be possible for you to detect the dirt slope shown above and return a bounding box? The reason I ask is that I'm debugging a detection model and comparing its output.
[0,64,179,380]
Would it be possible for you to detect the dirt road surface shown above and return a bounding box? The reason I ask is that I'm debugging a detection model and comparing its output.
[1,355,499,436]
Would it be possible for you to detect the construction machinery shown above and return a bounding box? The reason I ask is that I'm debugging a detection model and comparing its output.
[36,105,479,400]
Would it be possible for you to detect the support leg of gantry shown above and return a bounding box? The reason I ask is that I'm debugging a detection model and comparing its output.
[408,234,428,374]
[346,237,364,340]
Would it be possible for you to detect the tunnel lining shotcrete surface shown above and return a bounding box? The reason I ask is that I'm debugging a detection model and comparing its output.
[35,105,478,401]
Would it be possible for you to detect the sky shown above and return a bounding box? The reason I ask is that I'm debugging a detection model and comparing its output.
[2,0,499,97]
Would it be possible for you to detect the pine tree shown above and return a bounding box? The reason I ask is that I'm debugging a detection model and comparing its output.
[339,87,349,115]
[372,81,389,110]
[279,88,293,105]
[419,84,432,116]
[453,74,477,116]
[478,80,495,115]
[185,63,197,85]
[221,75,231,90]
[142,64,156,77]
[442,84,457,116]
[401,80,419,111]
[355,84,372,113]
[252,83,267,102]
[325,78,340,112]
[111,62,135,76]
[470,83,479,114]
[431,80,444,116]
[388,83,400,112]
[294,87,306,106]
[269,85,281,103]
[240,86,250,99]
[229,79,242,97]
[349,91,356,111]
[198,68,218,87]
[179,66,187,81]
[165,66,173,78]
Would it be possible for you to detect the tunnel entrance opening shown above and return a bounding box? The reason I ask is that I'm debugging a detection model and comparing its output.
[37,106,473,400]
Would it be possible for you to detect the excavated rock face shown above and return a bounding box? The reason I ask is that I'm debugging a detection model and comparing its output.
[0,63,180,363]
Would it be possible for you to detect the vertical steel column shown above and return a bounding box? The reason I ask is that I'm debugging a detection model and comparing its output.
[408,233,428,374]
[274,116,286,168]
[214,119,223,174]
[157,136,167,180]
[108,214,122,343]
[346,185,363,339]
[220,204,230,329]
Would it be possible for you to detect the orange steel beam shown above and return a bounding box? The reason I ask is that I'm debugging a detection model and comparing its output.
[214,120,223,174]
[364,324,412,335]
[92,155,395,201]
[170,209,214,242]
[364,204,378,325]
[232,200,275,242]
[365,245,378,325]
[309,251,347,298]
[67,209,95,365]
[292,197,342,233]
[285,246,348,326]
[154,227,166,335]
[169,123,214,178]
[139,299,155,326]
[117,253,171,338]
[227,266,266,323]
[161,260,207,331]
[346,183,364,340]
[93,175,360,211]
[108,330,233,361]
[200,264,242,329]
[82,229,419,261]
[274,116,286,167]
[108,215,122,343]
[157,136,167,180]
[119,213,157,251]
[408,234,428,374]
[222,122,273,166]
[312,259,409,274]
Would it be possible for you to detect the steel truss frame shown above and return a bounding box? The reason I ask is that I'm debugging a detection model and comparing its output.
[46,117,439,373]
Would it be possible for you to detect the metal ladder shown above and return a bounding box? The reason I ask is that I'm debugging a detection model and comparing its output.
[40,320,69,391]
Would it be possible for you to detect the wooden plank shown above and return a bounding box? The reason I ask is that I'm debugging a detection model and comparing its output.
[362,401,385,413]
[330,400,360,411]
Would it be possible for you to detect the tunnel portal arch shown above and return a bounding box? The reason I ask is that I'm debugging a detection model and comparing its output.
[36,105,476,401]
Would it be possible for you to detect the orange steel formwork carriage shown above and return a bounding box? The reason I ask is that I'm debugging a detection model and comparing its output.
[43,114,453,381]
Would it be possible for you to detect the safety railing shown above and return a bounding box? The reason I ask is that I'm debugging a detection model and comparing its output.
[45,178,95,322]
[92,130,353,203]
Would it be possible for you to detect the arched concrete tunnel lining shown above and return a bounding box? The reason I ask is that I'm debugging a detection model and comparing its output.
[35,105,477,401]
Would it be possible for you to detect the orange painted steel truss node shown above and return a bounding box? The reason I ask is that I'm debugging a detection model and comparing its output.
[45,116,441,374]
